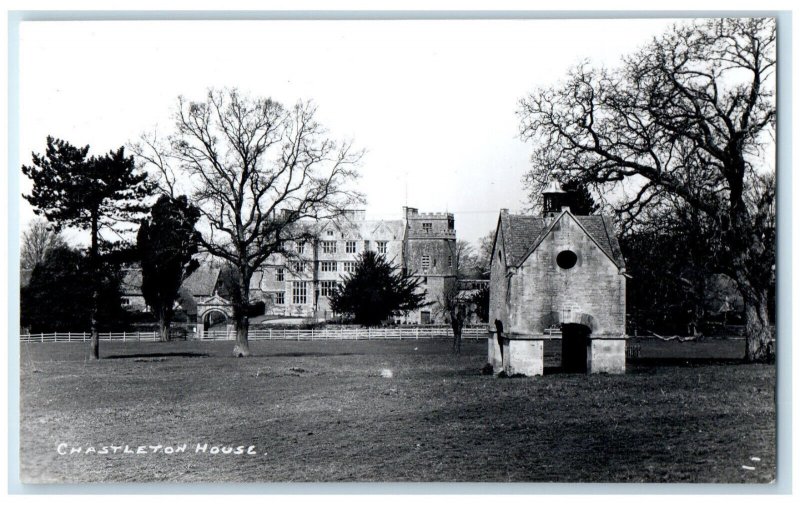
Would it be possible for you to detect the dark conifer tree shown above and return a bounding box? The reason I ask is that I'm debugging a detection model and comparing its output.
[21,246,127,334]
[330,251,428,326]
[23,137,153,359]
[137,195,200,342]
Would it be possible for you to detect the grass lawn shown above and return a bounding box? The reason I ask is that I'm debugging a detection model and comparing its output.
[19,337,775,483]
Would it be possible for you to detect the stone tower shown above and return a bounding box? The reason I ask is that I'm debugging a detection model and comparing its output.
[402,207,457,324]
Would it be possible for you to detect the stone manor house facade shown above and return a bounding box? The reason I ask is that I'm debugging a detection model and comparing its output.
[251,207,457,324]
[122,207,457,325]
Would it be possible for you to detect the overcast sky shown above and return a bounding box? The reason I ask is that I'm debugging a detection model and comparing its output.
[18,18,682,245]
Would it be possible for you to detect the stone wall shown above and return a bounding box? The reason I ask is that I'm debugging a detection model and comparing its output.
[511,214,625,337]
[488,224,509,331]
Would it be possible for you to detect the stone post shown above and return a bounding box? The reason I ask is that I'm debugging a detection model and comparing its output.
[587,338,626,374]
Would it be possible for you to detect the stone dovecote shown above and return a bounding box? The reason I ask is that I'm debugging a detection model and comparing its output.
[488,203,627,375]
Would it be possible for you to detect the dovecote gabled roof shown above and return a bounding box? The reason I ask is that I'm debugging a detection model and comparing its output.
[498,211,625,269]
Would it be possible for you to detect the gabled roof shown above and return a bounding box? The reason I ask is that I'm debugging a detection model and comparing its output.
[499,211,625,269]
[499,214,548,266]
[181,264,221,297]
[363,219,404,240]
[121,265,221,298]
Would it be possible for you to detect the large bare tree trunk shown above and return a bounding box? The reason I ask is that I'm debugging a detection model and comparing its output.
[158,318,170,343]
[742,288,773,362]
[233,315,251,357]
[452,321,463,354]
[232,274,252,357]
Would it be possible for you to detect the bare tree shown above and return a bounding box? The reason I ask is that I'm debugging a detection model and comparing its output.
[454,240,479,279]
[474,230,496,279]
[436,241,476,354]
[518,18,776,361]
[436,281,468,355]
[21,219,67,270]
[136,88,363,356]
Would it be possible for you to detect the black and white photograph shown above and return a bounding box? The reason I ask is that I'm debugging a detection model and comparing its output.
[10,7,783,489]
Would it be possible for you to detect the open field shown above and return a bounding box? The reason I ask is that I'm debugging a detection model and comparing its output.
[19,338,775,483]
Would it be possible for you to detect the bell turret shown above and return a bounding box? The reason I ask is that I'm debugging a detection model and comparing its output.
[542,178,568,217]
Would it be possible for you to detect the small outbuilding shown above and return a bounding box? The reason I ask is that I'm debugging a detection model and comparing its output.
[488,181,627,375]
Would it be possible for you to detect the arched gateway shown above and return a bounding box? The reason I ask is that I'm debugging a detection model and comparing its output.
[196,295,234,340]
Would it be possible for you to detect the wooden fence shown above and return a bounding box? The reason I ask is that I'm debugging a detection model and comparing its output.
[20,326,491,343]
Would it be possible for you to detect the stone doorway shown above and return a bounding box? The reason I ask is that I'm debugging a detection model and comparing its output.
[561,323,591,372]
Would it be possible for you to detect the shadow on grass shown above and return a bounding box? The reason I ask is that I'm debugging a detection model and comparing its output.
[267,352,362,358]
[104,352,210,359]
[538,359,748,376]
[627,357,746,368]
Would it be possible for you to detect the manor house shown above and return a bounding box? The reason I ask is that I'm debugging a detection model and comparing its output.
[250,207,457,324]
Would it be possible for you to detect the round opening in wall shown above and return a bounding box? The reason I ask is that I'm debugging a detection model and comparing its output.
[556,250,578,269]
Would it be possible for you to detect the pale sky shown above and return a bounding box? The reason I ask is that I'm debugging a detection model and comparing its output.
[18,18,682,246]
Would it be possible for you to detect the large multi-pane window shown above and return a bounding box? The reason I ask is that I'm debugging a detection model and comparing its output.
[320,280,338,297]
[377,241,388,254]
[422,222,432,234]
[292,281,307,304]
[276,268,285,281]
[290,261,305,273]
[320,261,337,272]
[322,241,337,254]
[343,261,357,273]
[346,241,357,254]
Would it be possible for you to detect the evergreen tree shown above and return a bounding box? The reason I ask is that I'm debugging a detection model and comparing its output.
[330,251,428,326]
[137,195,201,342]
[561,179,599,215]
[22,137,153,359]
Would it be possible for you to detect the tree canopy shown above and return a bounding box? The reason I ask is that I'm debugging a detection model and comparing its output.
[20,219,67,270]
[329,251,428,327]
[518,18,776,361]
[135,88,363,356]
[21,246,127,334]
[22,137,153,359]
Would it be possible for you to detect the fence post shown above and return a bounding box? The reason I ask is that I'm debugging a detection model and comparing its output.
[68,331,71,342]
[269,328,272,340]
